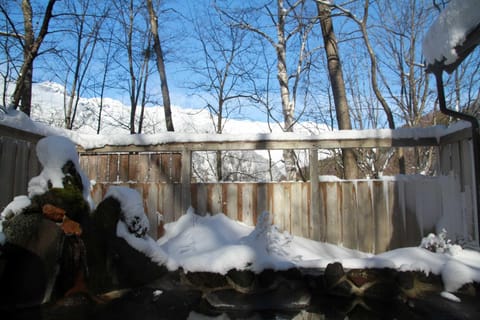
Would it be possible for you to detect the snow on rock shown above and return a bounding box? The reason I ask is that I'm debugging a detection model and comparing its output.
[420,229,454,253]
[423,0,480,66]
[157,207,255,273]
[440,290,461,302]
[106,186,150,238]
[0,195,31,243]
[27,136,93,207]
[442,258,476,293]
[105,186,167,264]
[153,209,480,296]
[0,195,31,220]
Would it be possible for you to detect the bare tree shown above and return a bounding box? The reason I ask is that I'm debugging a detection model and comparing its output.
[113,0,151,134]
[316,1,359,179]
[5,0,57,115]
[318,0,407,174]
[63,0,107,129]
[94,25,117,134]
[187,5,258,180]
[218,0,317,180]
[146,0,174,132]
[0,3,20,110]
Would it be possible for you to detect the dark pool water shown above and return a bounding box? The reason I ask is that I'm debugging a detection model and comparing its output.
[2,287,480,320]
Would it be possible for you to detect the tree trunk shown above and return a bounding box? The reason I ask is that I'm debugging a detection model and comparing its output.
[317,3,358,179]
[12,0,57,115]
[276,0,296,180]
[146,0,174,132]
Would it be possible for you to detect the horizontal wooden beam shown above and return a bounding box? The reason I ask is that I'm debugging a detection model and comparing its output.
[0,123,44,143]
[76,126,451,153]
[439,126,473,145]
[76,136,441,154]
[0,122,471,154]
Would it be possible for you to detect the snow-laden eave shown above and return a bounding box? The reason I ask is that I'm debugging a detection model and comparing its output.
[423,0,480,73]
[426,23,480,75]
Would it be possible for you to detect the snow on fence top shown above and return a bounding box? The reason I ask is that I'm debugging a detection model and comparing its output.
[423,0,480,68]
[0,108,472,152]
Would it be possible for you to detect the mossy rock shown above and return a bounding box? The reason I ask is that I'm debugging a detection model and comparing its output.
[30,185,90,223]
[182,271,229,290]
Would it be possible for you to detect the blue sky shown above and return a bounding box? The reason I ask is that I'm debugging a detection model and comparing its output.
[4,1,479,130]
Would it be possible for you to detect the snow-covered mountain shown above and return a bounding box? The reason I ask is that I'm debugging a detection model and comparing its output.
[15,81,326,136]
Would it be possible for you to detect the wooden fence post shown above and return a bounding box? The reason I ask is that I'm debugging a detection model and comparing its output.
[309,148,321,241]
[181,150,192,214]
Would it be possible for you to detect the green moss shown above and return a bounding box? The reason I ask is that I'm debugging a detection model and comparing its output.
[30,184,89,223]
[2,214,43,247]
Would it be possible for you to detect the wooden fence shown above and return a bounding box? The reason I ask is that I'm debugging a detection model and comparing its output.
[0,125,42,208]
[1,123,478,253]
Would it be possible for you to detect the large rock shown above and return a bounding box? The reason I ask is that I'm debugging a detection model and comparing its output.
[0,202,79,307]
[0,151,92,307]
[85,195,166,293]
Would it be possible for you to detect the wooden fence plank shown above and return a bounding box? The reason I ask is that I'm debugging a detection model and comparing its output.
[207,184,222,215]
[108,154,118,182]
[193,183,208,216]
[161,154,171,181]
[317,182,327,242]
[256,183,269,223]
[241,184,255,226]
[390,180,407,249]
[173,183,183,220]
[325,182,341,244]
[272,184,286,231]
[356,181,374,253]
[373,180,390,253]
[341,182,358,250]
[172,153,182,182]
[223,184,238,220]
[13,143,29,197]
[309,149,320,241]
[290,183,303,237]
[251,184,259,225]
[119,154,129,182]
[97,154,109,182]
[0,139,17,208]
[404,180,421,247]
[80,155,92,181]
[145,183,159,239]
[301,183,310,238]
[160,183,175,223]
